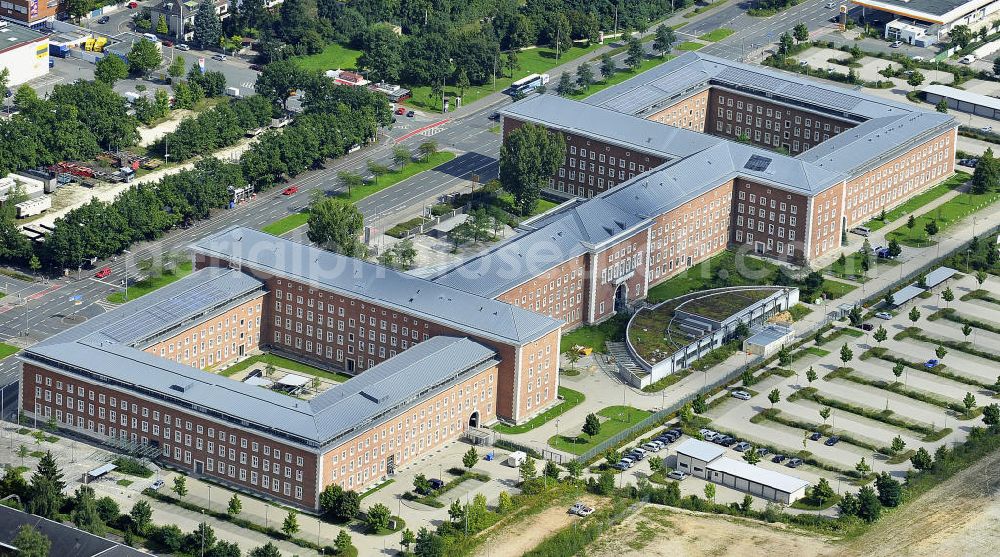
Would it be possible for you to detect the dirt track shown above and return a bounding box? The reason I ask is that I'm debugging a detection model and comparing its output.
[472,496,597,557]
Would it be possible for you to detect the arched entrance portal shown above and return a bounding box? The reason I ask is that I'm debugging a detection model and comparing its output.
[614,283,628,312]
[469,411,480,428]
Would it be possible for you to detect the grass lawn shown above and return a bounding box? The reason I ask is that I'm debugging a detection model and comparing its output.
[646,251,781,303]
[821,279,857,299]
[865,172,969,231]
[790,494,840,510]
[561,315,626,353]
[824,252,898,282]
[0,343,18,360]
[117,479,134,487]
[787,303,813,321]
[548,405,653,455]
[805,347,831,357]
[676,41,706,51]
[567,55,676,100]
[293,43,363,72]
[887,186,1000,247]
[261,211,309,236]
[219,353,352,382]
[106,261,193,303]
[404,43,603,113]
[342,151,456,203]
[493,387,585,434]
[698,29,734,42]
[530,198,559,216]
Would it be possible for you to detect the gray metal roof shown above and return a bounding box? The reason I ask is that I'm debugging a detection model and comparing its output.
[36,267,264,350]
[24,332,496,448]
[585,53,921,121]
[707,456,810,494]
[923,266,958,288]
[853,0,977,18]
[675,438,726,462]
[745,324,794,347]
[891,285,925,306]
[923,84,1000,111]
[190,226,561,345]
[0,506,149,557]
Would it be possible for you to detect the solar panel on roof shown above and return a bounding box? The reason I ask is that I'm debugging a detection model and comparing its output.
[781,83,860,111]
[744,154,772,172]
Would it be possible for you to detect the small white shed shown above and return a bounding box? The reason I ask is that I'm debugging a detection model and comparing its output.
[505,451,527,467]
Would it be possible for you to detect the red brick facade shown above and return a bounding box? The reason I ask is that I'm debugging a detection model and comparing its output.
[143,296,265,369]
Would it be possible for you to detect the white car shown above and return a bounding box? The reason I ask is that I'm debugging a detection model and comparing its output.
[569,502,594,516]
[150,479,164,490]
[732,390,752,401]
[175,44,191,51]
[875,311,892,320]
[667,470,689,481]
[912,55,924,62]
[890,41,902,48]
[212,54,228,61]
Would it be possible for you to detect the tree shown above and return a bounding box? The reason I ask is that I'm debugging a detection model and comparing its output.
[307,197,365,257]
[951,24,973,48]
[173,475,188,498]
[982,403,1000,426]
[838,492,860,516]
[359,23,403,82]
[519,456,537,483]
[703,482,716,503]
[848,305,863,327]
[255,60,303,110]
[249,542,282,557]
[600,53,617,80]
[413,474,432,495]
[935,345,948,361]
[282,510,299,536]
[907,214,916,229]
[95,55,129,85]
[972,147,1000,194]
[819,406,831,424]
[463,447,478,470]
[194,0,222,50]
[417,140,438,161]
[741,368,755,387]
[576,62,594,90]
[497,491,514,514]
[596,470,615,495]
[778,344,792,367]
[908,306,921,324]
[873,325,887,345]
[806,366,817,384]
[976,270,988,287]
[924,220,939,237]
[556,71,574,96]
[911,447,933,470]
[543,459,560,480]
[128,39,162,77]
[366,502,391,533]
[582,413,601,439]
[892,362,904,381]
[625,36,644,70]
[565,460,583,481]
[499,123,565,215]
[890,435,906,455]
[12,525,50,557]
[839,344,854,366]
[962,323,974,341]
[653,25,675,57]
[72,486,106,535]
[768,388,780,407]
[227,493,242,518]
[393,146,411,169]
[692,393,708,414]
[129,500,153,535]
[156,14,169,35]
[27,451,65,518]
[448,499,465,523]
[400,528,416,552]
[812,478,836,504]
[367,159,390,183]
[964,391,977,411]
[855,457,871,478]
[742,446,761,465]
[888,238,902,257]
[857,485,882,523]
[778,32,794,58]
[415,526,444,556]
[793,23,809,43]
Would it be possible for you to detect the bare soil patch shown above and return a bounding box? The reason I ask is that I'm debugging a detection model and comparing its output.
[586,506,839,557]
[472,497,598,557]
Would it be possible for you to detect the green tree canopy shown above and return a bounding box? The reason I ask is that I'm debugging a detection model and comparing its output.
[499,123,565,215]
[306,197,365,256]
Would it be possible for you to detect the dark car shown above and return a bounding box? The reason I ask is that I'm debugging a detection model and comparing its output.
[861,323,874,331]
[809,431,822,441]
[772,454,787,463]
[406,110,415,117]
[825,436,840,446]
[249,64,262,71]
[786,458,803,468]
[488,111,501,121]
[428,478,444,490]
[98,15,110,24]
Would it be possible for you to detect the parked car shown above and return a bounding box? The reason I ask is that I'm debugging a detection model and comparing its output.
[912,55,925,62]
[176,44,191,51]
[890,40,902,48]
[406,110,415,117]
[488,112,501,121]
[249,64,262,71]
[875,247,892,259]
[861,323,874,331]
[755,447,770,457]
[851,226,872,237]
[97,15,110,23]
[127,1,138,8]
[960,54,977,64]
[733,441,751,452]
[714,435,733,446]
[655,435,673,445]
[212,54,228,61]
[786,458,804,468]
[718,436,737,447]
[809,431,822,441]
[612,461,628,471]
[282,186,299,195]
[731,390,752,401]
[162,40,173,47]
[772,454,787,463]
[702,432,719,442]
[825,436,841,446]
[875,311,893,320]
[619,457,635,468]
[642,442,662,452]
[698,428,712,437]
[428,478,445,490]
[629,448,648,460]
[569,502,594,516]
[983,126,993,133]
[925,359,939,368]
[150,479,164,490]
[667,470,689,481]
[395,107,406,115]
[95,267,112,279]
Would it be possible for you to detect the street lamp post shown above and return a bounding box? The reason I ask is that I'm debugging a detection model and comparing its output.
[123,249,131,302]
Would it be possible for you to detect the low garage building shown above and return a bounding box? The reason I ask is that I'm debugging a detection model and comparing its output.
[675,438,725,479]
[743,324,795,357]
[706,456,809,504]
[676,439,809,503]
[0,21,49,86]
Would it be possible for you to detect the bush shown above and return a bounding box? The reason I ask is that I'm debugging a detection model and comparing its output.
[113,457,154,478]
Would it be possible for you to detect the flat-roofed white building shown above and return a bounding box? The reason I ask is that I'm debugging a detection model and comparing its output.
[675,439,809,503]
[675,438,725,479]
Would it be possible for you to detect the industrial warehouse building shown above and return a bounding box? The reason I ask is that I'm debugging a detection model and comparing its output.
[675,439,809,504]
[0,20,48,86]
[20,228,561,510]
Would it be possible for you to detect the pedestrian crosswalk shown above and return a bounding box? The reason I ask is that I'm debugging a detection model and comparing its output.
[240,81,255,89]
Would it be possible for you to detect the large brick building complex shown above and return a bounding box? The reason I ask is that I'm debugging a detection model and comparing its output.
[20,231,561,510]
[432,53,956,327]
